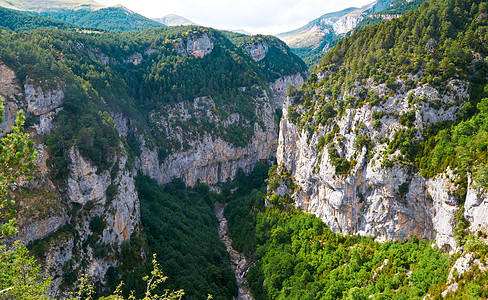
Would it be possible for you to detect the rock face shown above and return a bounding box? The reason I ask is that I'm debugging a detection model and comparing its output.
[427,169,459,252]
[24,79,64,116]
[465,176,488,234]
[245,41,269,62]
[124,52,143,65]
[277,78,472,249]
[269,73,305,109]
[176,32,214,58]
[38,148,140,297]
[137,90,278,186]
[278,0,394,50]
[442,252,488,296]
[0,66,141,297]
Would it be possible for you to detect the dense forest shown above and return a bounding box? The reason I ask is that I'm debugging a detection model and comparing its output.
[0,18,303,178]
[224,165,488,299]
[1,0,488,299]
[224,32,308,81]
[287,0,488,193]
[31,6,164,32]
[0,6,76,31]
[117,176,238,300]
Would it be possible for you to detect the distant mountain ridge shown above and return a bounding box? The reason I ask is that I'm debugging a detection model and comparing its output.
[34,6,164,32]
[277,0,426,68]
[0,0,105,11]
[153,14,197,26]
[0,0,164,32]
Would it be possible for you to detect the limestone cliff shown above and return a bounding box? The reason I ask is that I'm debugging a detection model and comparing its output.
[276,76,478,252]
[175,32,214,58]
[136,89,278,187]
[0,28,307,294]
[0,63,141,297]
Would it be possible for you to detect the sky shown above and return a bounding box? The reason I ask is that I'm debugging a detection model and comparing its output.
[96,0,374,35]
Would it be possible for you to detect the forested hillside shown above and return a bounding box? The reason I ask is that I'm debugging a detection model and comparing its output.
[242,0,488,298]
[33,6,164,32]
[2,0,488,299]
[278,0,430,69]
[0,6,76,31]
[0,6,308,298]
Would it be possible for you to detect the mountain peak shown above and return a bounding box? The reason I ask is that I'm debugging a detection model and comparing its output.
[152,14,197,26]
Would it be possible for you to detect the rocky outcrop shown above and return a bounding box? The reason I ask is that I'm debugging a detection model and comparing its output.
[277,78,469,248]
[0,63,22,99]
[67,148,111,205]
[245,41,269,62]
[67,148,139,243]
[269,73,305,109]
[465,176,488,235]
[24,79,64,116]
[124,53,143,65]
[0,63,141,297]
[176,32,214,58]
[332,14,364,35]
[427,169,459,252]
[0,64,22,133]
[137,92,277,186]
[442,252,488,296]
[45,150,140,297]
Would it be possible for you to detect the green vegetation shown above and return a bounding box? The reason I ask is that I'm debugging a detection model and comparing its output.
[33,6,164,32]
[224,167,454,300]
[224,32,308,81]
[0,107,37,238]
[0,23,304,176]
[122,175,238,300]
[287,0,488,199]
[223,167,488,299]
[356,0,428,31]
[0,6,76,31]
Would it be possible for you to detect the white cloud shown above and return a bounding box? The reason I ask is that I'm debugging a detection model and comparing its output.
[96,0,374,34]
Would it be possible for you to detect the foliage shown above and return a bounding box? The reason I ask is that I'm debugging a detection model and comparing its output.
[0,106,37,238]
[0,6,76,31]
[124,175,238,300]
[287,0,488,192]
[0,24,303,169]
[224,32,308,81]
[0,242,51,299]
[34,7,164,32]
[0,102,49,299]
[356,0,428,31]
[71,255,185,300]
[225,185,453,300]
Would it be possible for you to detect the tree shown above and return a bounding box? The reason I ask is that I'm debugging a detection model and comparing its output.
[0,241,51,299]
[72,254,187,300]
[0,100,47,299]
[0,103,37,239]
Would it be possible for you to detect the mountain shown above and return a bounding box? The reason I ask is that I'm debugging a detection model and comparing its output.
[262,0,488,297]
[0,0,164,32]
[1,0,488,298]
[152,14,197,26]
[34,5,164,32]
[0,0,105,11]
[0,7,307,296]
[277,0,426,68]
[0,6,77,31]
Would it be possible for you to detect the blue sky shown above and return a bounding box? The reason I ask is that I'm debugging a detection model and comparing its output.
[97,0,374,34]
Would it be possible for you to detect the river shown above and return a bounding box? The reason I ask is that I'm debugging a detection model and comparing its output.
[214,202,254,300]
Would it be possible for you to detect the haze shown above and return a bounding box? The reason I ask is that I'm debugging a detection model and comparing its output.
[96,0,374,34]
